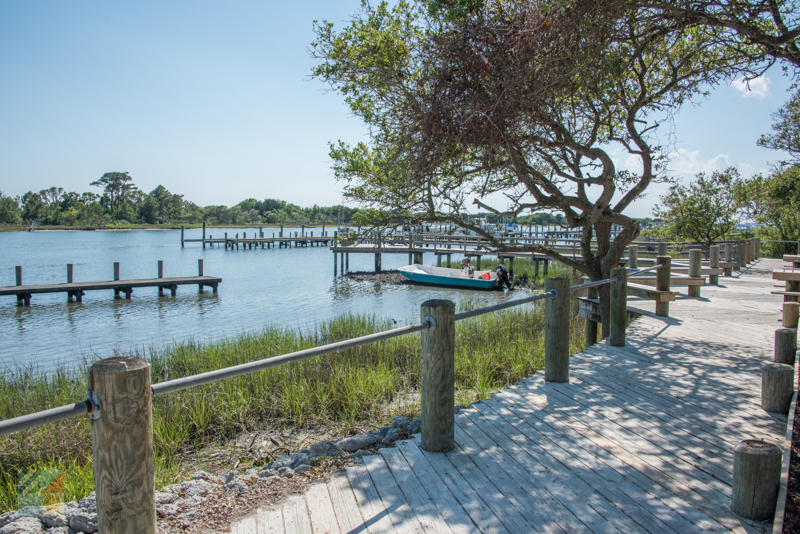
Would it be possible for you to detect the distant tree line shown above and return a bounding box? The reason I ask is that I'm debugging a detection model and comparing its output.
[0,173,360,227]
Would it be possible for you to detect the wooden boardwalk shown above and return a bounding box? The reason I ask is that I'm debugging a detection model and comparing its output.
[232,259,788,534]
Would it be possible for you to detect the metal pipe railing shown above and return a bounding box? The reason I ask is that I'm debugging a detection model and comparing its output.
[628,264,663,277]
[0,271,624,435]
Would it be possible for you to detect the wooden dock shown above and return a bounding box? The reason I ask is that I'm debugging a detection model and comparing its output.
[232,258,787,533]
[1,276,221,306]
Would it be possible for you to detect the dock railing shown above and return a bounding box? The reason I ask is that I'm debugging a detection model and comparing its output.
[0,270,645,532]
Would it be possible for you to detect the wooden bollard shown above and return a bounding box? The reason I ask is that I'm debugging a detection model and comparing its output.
[114,262,120,281]
[688,249,702,297]
[420,299,455,452]
[15,265,21,286]
[737,242,745,270]
[731,439,782,520]
[709,245,720,285]
[657,242,667,256]
[762,363,794,414]
[656,256,671,317]
[783,302,799,329]
[545,277,570,383]
[202,221,206,250]
[89,356,157,533]
[628,245,638,269]
[585,287,598,347]
[198,259,204,276]
[67,264,73,284]
[158,260,163,279]
[775,328,797,366]
[610,267,627,347]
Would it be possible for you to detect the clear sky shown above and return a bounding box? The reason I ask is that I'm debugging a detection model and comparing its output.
[0,1,795,219]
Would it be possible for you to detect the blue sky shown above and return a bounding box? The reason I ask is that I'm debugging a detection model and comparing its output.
[0,1,794,219]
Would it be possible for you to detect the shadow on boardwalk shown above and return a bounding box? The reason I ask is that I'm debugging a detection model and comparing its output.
[232,259,786,534]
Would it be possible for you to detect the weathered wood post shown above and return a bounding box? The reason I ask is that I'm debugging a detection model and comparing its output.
[89,356,157,533]
[67,264,73,284]
[688,249,702,297]
[113,262,120,298]
[375,253,381,273]
[657,242,667,256]
[181,226,184,248]
[420,299,455,452]
[709,245,720,285]
[775,327,797,366]
[656,256,671,317]
[745,239,752,264]
[762,363,794,413]
[157,261,164,296]
[585,286,599,347]
[737,242,745,270]
[545,277,570,383]
[783,302,799,329]
[15,266,21,286]
[724,243,732,262]
[628,245,638,269]
[610,267,627,347]
[202,221,206,250]
[731,439,782,520]
[198,259,203,276]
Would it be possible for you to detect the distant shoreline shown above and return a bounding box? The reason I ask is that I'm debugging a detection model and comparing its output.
[0,223,337,233]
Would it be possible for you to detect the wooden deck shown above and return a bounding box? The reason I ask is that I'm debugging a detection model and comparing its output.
[233,258,788,534]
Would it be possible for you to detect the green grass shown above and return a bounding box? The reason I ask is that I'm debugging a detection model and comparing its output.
[0,276,585,513]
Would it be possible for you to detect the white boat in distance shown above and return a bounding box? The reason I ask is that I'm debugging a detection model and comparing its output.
[397,264,501,290]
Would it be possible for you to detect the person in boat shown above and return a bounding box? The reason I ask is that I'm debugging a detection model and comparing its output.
[461,257,475,278]
[495,264,513,290]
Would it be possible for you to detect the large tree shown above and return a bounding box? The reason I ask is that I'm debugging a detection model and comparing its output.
[653,168,741,247]
[312,0,755,333]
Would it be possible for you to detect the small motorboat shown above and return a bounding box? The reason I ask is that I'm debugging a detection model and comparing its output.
[397,264,501,290]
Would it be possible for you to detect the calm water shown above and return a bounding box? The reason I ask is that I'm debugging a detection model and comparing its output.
[0,228,528,374]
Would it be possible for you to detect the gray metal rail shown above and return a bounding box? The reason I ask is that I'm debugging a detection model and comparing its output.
[628,264,664,277]
[0,272,622,436]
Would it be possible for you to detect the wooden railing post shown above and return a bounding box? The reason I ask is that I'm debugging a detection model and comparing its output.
[656,255,671,317]
[90,356,156,533]
[202,221,206,250]
[420,299,455,452]
[610,267,627,347]
[688,249,702,297]
[709,245,720,285]
[67,264,73,284]
[628,245,638,269]
[783,302,799,329]
[545,277,570,383]
[180,226,184,248]
[585,286,599,347]
[198,259,204,276]
[15,265,21,286]
[737,241,745,270]
[657,242,667,256]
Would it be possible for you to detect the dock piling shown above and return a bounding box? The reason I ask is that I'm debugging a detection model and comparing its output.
[656,255,671,317]
[181,226,184,248]
[67,264,73,284]
[545,277,570,383]
[202,222,206,249]
[15,266,21,286]
[709,245,720,284]
[688,250,702,297]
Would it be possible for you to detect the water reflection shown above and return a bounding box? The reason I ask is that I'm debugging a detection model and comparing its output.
[0,228,531,374]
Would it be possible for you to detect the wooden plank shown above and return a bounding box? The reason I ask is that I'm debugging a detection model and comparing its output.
[305,483,341,534]
[397,440,509,534]
[362,453,426,532]
[283,495,313,534]
[627,283,677,302]
[344,459,395,533]
[479,397,719,534]
[0,276,222,296]
[256,508,285,534]
[379,446,453,534]
[326,472,364,534]
[462,405,676,534]
[454,418,591,534]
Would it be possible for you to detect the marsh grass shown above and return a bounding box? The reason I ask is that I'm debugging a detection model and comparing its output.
[0,270,585,512]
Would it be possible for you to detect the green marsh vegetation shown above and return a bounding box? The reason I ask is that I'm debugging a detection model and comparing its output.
[0,261,584,512]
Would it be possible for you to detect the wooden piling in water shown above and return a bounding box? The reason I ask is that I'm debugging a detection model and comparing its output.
[89,356,157,534]
[15,266,21,286]
[420,299,455,453]
[545,277,570,383]
[202,222,206,249]
[181,226,184,248]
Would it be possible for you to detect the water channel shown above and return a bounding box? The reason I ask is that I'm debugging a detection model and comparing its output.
[0,227,534,374]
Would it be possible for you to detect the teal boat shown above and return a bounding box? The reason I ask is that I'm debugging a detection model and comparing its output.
[397,264,501,290]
